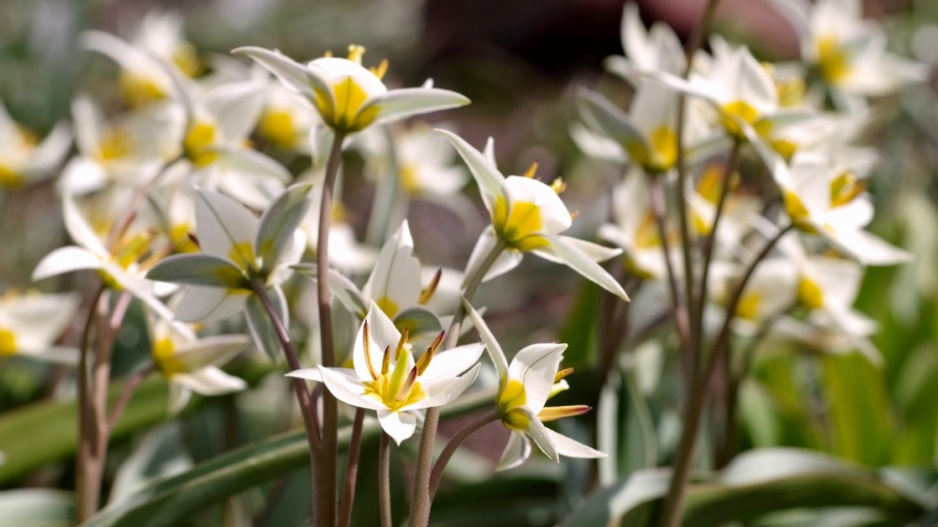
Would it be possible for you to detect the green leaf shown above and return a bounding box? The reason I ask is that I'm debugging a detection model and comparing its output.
[562,449,925,527]
[80,389,494,527]
[146,254,246,288]
[0,489,75,527]
[245,288,288,362]
[255,183,314,275]
[394,306,443,339]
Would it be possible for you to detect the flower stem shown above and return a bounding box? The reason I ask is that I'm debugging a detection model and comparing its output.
[378,432,392,527]
[429,409,500,497]
[408,239,506,527]
[337,409,366,527]
[76,285,104,523]
[317,130,346,527]
[656,222,791,527]
[251,282,325,525]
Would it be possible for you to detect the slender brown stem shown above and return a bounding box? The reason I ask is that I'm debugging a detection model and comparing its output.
[317,131,346,527]
[105,366,154,432]
[337,409,366,527]
[408,240,506,527]
[378,432,392,527]
[656,223,792,527]
[694,140,742,352]
[647,176,691,359]
[429,409,500,497]
[76,285,104,523]
[251,283,325,524]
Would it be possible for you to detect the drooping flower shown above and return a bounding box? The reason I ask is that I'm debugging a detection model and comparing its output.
[146,184,313,358]
[288,303,484,444]
[440,131,628,301]
[463,299,604,470]
[234,45,470,134]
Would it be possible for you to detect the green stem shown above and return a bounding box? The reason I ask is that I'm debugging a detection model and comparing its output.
[317,130,346,527]
[656,222,792,527]
[337,409,366,527]
[378,432,392,527]
[76,285,104,524]
[408,239,507,527]
[429,409,500,497]
[251,283,325,525]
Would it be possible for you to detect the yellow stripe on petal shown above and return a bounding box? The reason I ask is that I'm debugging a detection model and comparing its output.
[0,164,23,189]
[735,291,761,320]
[493,197,547,250]
[119,72,167,108]
[228,241,256,271]
[798,276,825,310]
[817,36,851,85]
[376,296,399,318]
[153,337,186,376]
[331,77,375,132]
[258,109,297,149]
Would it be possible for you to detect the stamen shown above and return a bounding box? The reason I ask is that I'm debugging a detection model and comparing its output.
[554,367,574,383]
[550,178,566,194]
[396,367,418,401]
[570,211,579,221]
[523,162,538,179]
[394,329,409,360]
[347,44,365,64]
[370,58,389,80]
[418,268,442,305]
[416,331,445,375]
[381,345,391,375]
[538,405,591,422]
[323,50,333,58]
[363,321,378,380]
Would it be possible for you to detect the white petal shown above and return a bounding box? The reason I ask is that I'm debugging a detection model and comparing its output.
[546,429,606,459]
[464,228,522,283]
[62,195,108,257]
[407,363,481,411]
[194,189,260,262]
[418,342,485,384]
[828,228,911,266]
[502,176,572,235]
[437,129,506,214]
[377,409,417,445]
[172,335,251,371]
[509,343,566,413]
[536,234,630,301]
[362,220,422,314]
[353,303,402,383]
[318,366,385,411]
[231,46,318,100]
[496,433,531,471]
[174,286,246,323]
[522,407,559,463]
[202,80,266,142]
[462,298,509,382]
[365,88,470,126]
[32,246,103,281]
[173,367,247,396]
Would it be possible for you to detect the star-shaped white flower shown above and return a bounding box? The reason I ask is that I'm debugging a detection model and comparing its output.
[440,131,628,301]
[0,102,71,190]
[288,303,484,445]
[0,290,80,361]
[464,300,604,470]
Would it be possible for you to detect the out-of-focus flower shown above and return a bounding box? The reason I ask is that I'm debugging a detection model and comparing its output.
[464,300,603,470]
[234,45,470,134]
[0,103,71,190]
[617,3,685,77]
[0,290,80,360]
[288,303,484,445]
[441,131,628,301]
[147,184,313,358]
[148,313,248,412]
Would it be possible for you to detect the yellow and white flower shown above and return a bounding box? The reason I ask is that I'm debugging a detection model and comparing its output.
[464,300,604,470]
[234,45,469,134]
[0,290,80,360]
[288,303,484,444]
[0,102,71,190]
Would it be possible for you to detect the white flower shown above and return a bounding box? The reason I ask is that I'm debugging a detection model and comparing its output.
[440,131,628,301]
[234,45,470,134]
[464,300,604,470]
[148,314,249,413]
[0,290,80,360]
[147,184,313,358]
[617,3,685,76]
[32,193,174,321]
[0,102,71,190]
[288,303,484,445]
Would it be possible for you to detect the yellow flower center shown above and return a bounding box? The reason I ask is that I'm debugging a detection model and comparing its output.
[735,291,761,320]
[227,241,256,272]
[497,379,529,431]
[119,71,167,108]
[720,101,772,140]
[634,211,662,249]
[399,163,420,193]
[830,171,864,208]
[97,128,133,162]
[769,139,798,161]
[783,190,817,233]
[817,36,850,84]
[183,121,219,167]
[0,328,17,356]
[626,126,678,174]
[493,196,550,251]
[172,44,202,78]
[153,337,186,376]
[798,276,825,310]
[315,77,379,133]
[376,296,399,318]
[776,77,806,107]
[258,109,297,150]
[0,164,23,189]
[170,224,199,253]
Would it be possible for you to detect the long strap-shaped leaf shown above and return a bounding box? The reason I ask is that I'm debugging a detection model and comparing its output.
[81,388,494,527]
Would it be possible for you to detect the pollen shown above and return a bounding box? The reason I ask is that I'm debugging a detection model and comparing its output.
[347,44,366,64]
[550,178,567,195]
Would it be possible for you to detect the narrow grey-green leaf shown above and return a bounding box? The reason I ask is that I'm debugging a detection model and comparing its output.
[0,489,74,527]
[393,306,443,339]
[255,183,314,274]
[147,254,246,288]
[291,263,367,317]
[245,288,287,361]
